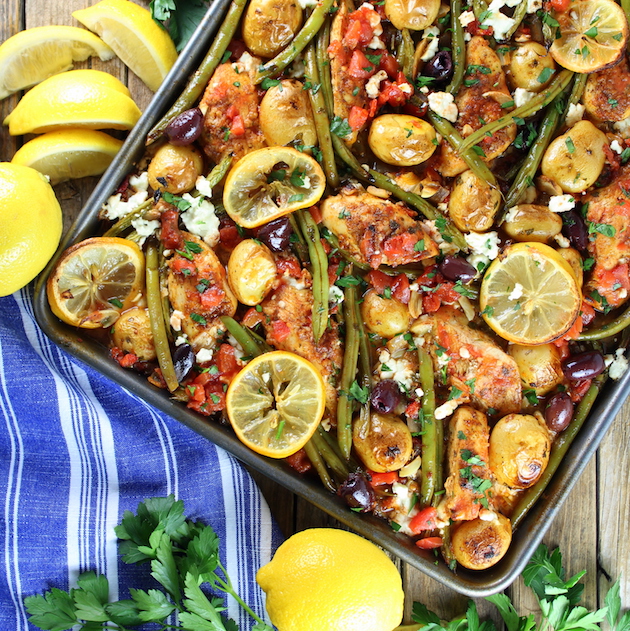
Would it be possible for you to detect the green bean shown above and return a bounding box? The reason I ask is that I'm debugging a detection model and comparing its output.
[147,0,248,145]
[503,98,562,211]
[397,28,416,79]
[458,70,573,152]
[472,0,488,20]
[331,134,468,250]
[254,0,335,83]
[205,154,233,188]
[511,373,607,530]
[418,347,438,507]
[304,44,340,188]
[158,246,173,343]
[428,111,497,187]
[312,427,350,479]
[623,0,630,51]
[337,285,360,459]
[446,0,465,95]
[440,524,457,570]
[219,316,263,358]
[504,0,527,40]
[561,72,587,126]
[288,214,310,263]
[579,304,630,341]
[103,200,153,238]
[296,209,329,343]
[246,327,274,353]
[146,242,179,392]
[315,16,334,117]
[304,438,337,492]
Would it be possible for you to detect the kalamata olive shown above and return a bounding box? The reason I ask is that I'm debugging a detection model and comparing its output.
[172,343,195,382]
[370,379,404,414]
[337,472,375,512]
[164,107,203,146]
[560,210,588,252]
[561,350,605,381]
[423,51,453,83]
[544,391,574,433]
[256,216,293,252]
[438,255,477,283]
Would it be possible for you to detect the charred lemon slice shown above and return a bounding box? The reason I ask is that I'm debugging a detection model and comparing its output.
[226,351,326,458]
[223,147,325,229]
[479,242,581,345]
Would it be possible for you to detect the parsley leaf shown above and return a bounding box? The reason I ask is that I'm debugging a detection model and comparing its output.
[150,0,209,51]
[330,116,352,138]
[348,380,370,404]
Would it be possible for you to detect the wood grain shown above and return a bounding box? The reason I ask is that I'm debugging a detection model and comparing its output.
[2,0,629,621]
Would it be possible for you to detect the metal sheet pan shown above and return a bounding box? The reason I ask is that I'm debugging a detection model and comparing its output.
[31,0,630,597]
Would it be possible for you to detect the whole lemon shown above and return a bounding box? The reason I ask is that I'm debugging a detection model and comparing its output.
[256,528,404,631]
[0,163,62,297]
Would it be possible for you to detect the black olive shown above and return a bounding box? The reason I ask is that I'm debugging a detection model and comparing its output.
[172,344,195,382]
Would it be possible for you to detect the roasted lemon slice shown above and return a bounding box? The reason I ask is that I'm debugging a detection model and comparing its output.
[479,242,581,345]
[223,147,326,229]
[226,351,326,458]
[47,237,144,328]
[549,0,628,73]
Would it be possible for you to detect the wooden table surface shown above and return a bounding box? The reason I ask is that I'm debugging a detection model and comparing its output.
[2,0,629,623]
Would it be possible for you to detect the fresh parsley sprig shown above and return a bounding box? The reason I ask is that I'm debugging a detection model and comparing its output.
[24,496,273,631]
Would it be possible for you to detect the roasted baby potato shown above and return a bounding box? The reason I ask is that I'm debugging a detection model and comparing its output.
[368,114,437,166]
[541,121,607,193]
[259,79,317,147]
[352,412,413,472]
[489,413,551,489]
[242,0,302,58]
[361,289,411,338]
[448,169,502,232]
[503,205,562,243]
[509,343,564,396]
[558,247,584,290]
[112,307,155,362]
[509,42,556,92]
[227,239,277,306]
[384,0,440,30]
[147,143,204,194]
[451,513,512,570]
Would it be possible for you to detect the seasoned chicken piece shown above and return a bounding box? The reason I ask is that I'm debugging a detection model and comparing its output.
[437,406,491,523]
[417,307,522,414]
[320,189,439,268]
[583,56,630,122]
[435,36,517,177]
[167,232,237,351]
[199,57,266,163]
[584,164,630,310]
[261,269,343,417]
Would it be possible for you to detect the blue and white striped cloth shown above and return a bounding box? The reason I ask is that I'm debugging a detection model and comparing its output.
[0,288,282,630]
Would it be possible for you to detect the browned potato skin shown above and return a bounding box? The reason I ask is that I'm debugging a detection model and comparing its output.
[583,55,630,122]
[148,144,203,194]
[242,0,302,58]
[436,37,516,177]
[368,115,437,167]
[227,239,277,306]
[112,307,155,362]
[503,205,562,244]
[451,513,512,570]
[353,412,413,472]
[508,42,555,92]
[448,169,501,232]
[361,289,411,338]
[320,189,439,269]
[509,343,564,396]
[259,79,317,147]
[489,413,551,489]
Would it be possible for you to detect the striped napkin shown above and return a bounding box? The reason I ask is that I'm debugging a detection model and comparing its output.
[0,288,282,630]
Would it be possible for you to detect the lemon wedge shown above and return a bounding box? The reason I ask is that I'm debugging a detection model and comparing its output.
[73,0,178,92]
[0,25,115,100]
[3,69,141,135]
[11,129,123,185]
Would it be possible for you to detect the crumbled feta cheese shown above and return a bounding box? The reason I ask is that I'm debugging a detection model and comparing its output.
[367,35,386,49]
[227,334,244,360]
[607,348,629,380]
[415,387,424,398]
[435,397,461,420]
[565,103,585,128]
[297,0,318,7]
[170,310,185,331]
[398,82,413,94]
[513,88,535,108]
[175,335,188,346]
[526,0,542,11]
[420,26,441,61]
[284,275,306,290]
[459,347,471,359]
[365,70,388,99]
[483,1,516,40]
[479,509,498,521]
[548,194,575,213]
[614,117,630,138]
[508,283,524,301]
[102,189,149,221]
[329,285,344,305]
[131,218,160,245]
[359,2,383,35]
[392,482,415,514]
[465,231,501,260]
[554,233,571,248]
[428,92,458,123]
[464,32,472,41]
[129,171,149,192]
[234,51,257,74]
[459,10,475,26]
[180,195,220,247]
[196,348,214,364]
[195,175,213,198]
[378,349,416,391]
[610,140,624,155]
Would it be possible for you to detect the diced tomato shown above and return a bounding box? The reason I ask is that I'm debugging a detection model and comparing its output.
[366,269,391,294]
[271,320,291,343]
[404,400,421,420]
[415,537,443,550]
[409,506,438,534]
[226,39,247,61]
[382,232,418,259]
[379,82,407,107]
[216,344,239,376]
[171,257,197,276]
[466,19,493,36]
[187,383,206,403]
[580,302,596,327]
[219,221,243,250]
[422,282,461,313]
[348,49,376,79]
[160,208,183,250]
[308,205,322,224]
[199,285,224,310]
[569,378,592,403]
[276,257,302,278]
[286,448,312,474]
[348,105,369,131]
[230,114,245,136]
[368,471,399,487]
[549,0,570,10]
[110,347,138,369]
[368,98,379,117]
[242,307,265,328]
[392,273,410,304]
[343,11,374,49]
[226,104,239,120]
[379,51,399,79]
[148,367,167,389]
